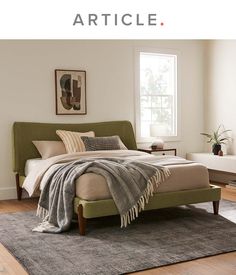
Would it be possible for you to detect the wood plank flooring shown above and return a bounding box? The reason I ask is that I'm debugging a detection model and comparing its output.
[0,198,38,214]
[0,183,236,275]
[0,244,27,275]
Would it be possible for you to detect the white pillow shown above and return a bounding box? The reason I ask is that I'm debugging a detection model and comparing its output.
[56,130,95,153]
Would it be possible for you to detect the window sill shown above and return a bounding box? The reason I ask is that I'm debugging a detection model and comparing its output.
[137,136,181,143]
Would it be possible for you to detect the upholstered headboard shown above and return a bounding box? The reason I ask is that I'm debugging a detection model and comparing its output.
[13,120,137,176]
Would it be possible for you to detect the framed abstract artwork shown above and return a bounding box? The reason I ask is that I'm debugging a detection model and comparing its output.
[55,69,87,115]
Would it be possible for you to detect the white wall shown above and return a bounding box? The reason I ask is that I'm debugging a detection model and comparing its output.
[205,40,236,154]
[0,40,205,199]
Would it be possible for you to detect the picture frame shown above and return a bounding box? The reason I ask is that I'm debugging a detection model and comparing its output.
[55,69,87,115]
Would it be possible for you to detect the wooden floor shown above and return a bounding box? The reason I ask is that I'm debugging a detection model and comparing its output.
[0,184,236,275]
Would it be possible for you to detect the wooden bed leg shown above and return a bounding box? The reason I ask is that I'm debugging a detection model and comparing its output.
[213,200,219,215]
[15,173,22,201]
[78,204,86,235]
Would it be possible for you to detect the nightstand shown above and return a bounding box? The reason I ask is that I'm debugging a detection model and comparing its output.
[138,148,177,156]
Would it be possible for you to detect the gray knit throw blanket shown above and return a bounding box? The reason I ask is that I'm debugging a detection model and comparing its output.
[33,157,170,233]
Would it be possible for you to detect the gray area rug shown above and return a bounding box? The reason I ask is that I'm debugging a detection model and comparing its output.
[0,200,236,275]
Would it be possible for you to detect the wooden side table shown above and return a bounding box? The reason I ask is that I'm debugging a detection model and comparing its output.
[138,148,177,156]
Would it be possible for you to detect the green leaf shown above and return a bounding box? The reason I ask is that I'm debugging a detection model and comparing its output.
[219,137,229,142]
[213,132,219,143]
[200,133,212,138]
[216,125,222,136]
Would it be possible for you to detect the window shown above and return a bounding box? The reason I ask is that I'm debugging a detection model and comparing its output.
[135,49,179,142]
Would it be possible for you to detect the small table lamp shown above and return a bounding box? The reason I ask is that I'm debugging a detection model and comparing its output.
[150,124,165,150]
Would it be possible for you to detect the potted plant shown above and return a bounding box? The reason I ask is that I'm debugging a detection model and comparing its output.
[201,125,232,155]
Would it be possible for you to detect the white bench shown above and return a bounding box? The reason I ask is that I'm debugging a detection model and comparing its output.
[186,153,236,174]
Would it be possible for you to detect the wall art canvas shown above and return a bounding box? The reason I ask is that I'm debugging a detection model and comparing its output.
[55,69,86,115]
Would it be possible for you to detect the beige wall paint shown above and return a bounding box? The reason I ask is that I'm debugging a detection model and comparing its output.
[0,40,205,199]
[205,40,236,154]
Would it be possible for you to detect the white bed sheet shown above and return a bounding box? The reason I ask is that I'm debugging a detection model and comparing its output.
[25,158,45,176]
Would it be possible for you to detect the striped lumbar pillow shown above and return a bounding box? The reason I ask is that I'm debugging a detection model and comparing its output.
[56,130,95,153]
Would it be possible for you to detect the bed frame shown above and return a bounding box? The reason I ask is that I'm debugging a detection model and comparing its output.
[13,120,221,235]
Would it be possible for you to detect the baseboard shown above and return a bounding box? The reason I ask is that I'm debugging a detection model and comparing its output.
[0,187,17,200]
[0,186,33,200]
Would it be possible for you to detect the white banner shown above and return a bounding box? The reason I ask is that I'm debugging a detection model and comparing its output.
[0,0,235,39]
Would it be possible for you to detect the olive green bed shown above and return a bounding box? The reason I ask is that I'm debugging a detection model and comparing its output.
[13,120,221,235]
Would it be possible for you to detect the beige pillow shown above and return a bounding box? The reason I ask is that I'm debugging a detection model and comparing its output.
[32,141,66,159]
[56,130,95,153]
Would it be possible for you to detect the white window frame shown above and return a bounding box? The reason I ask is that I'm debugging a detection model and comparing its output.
[135,47,181,143]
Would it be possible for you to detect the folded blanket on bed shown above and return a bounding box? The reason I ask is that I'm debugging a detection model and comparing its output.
[33,157,170,233]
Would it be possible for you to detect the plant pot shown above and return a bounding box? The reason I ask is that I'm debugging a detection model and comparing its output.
[212,144,221,155]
